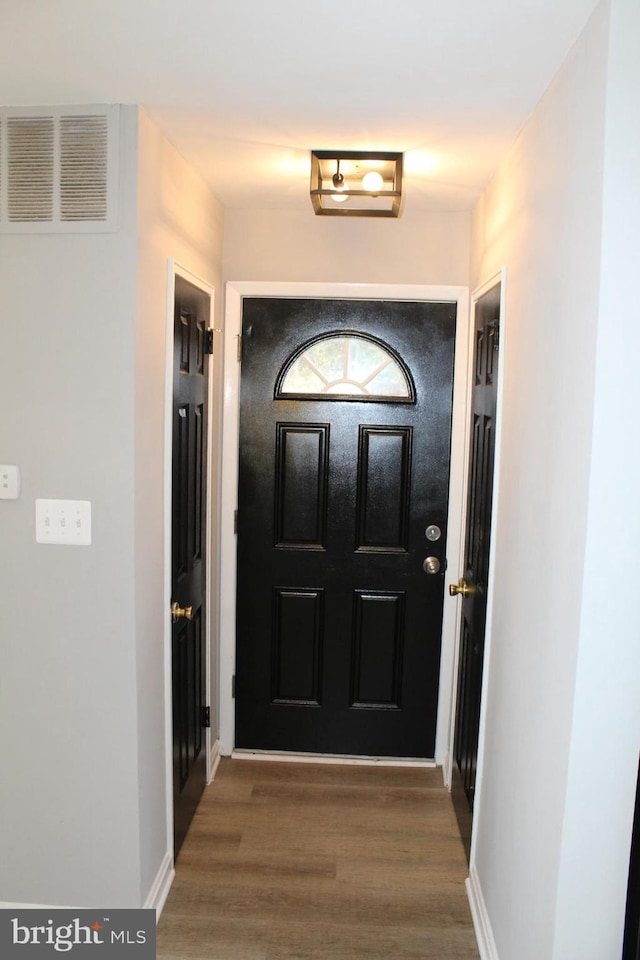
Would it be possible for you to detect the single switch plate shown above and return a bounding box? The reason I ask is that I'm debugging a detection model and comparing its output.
[0,465,20,499]
[36,499,92,545]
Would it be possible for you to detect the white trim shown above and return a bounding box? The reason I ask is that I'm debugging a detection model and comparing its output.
[221,281,470,758]
[440,751,451,787]
[0,902,76,910]
[143,851,175,918]
[0,889,175,916]
[466,867,500,960]
[208,737,222,783]
[163,260,215,863]
[231,749,437,767]
[440,302,474,786]
[437,286,473,777]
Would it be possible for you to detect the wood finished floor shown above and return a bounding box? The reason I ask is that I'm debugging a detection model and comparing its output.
[157,758,480,960]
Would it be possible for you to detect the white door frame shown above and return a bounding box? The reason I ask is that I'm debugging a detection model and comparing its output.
[220,281,470,764]
[163,261,216,863]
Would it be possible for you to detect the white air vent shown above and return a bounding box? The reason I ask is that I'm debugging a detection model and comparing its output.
[8,117,54,222]
[0,106,119,233]
[60,115,109,222]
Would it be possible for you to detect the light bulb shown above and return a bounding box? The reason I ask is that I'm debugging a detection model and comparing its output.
[362,171,384,193]
[331,181,349,202]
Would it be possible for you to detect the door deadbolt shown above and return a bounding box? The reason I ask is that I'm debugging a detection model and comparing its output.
[425,524,442,542]
[422,556,441,575]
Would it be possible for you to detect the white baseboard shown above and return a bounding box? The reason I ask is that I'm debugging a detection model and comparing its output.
[466,867,500,960]
[145,739,219,919]
[208,737,221,783]
[143,851,175,919]
[2,856,175,919]
[0,901,75,910]
[442,750,452,788]
[231,749,436,768]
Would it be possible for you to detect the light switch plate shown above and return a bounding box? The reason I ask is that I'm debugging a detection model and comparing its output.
[36,499,92,545]
[0,465,20,499]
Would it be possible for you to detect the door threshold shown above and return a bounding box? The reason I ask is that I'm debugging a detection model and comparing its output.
[231,749,437,768]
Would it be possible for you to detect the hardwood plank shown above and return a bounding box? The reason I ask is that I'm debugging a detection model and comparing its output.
[249,780,454,810]
[157,758,479,960]
[158,915,269,960]
[336,849,471,885]
[265,919,480,960]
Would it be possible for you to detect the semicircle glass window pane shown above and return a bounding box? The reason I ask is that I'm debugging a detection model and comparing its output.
[277,334,413,401]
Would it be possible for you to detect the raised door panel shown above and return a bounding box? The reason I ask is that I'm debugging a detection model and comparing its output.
[356,427,412,553]
[272,588,324,705]
[350,591,405,708]
[275,424,329,549]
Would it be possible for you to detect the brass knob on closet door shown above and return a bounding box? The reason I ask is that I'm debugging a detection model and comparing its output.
[171,602,193,622]
[449,579,473,598]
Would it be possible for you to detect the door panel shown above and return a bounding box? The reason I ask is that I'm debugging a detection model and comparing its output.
[356,427,412,550]
[272,587,324,704]
[275,424,329,547]
[351,590,405,707]
[171,275,210,857]
[236,297,456,758]
[451,282,500,858]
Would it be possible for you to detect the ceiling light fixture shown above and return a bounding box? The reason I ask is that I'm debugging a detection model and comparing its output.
[331,160,349,202]
[310,150,403,217]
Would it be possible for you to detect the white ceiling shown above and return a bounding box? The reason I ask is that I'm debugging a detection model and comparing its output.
[0,0,599,214]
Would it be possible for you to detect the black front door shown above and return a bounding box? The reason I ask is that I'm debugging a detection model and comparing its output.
[451,281,501,858]
[235,297,456,758]
[171,275,210,857]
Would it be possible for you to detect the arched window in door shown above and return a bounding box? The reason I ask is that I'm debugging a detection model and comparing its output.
[275,331,415,402]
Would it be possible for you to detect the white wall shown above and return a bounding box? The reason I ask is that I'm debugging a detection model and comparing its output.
[552,0,640,955]
[0,105,225,909]
[0,107,141,906]
[134,109,224,904]
[223,206,470,286]
[468,3,610,957]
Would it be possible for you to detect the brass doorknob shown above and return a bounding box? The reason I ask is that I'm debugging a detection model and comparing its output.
[171,602,193,622]
[449,579,473,598]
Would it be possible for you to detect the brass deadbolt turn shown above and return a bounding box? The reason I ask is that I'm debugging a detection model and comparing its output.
[171,602,193,623]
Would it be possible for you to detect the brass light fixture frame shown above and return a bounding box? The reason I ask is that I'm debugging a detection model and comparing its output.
[310,150,403,217]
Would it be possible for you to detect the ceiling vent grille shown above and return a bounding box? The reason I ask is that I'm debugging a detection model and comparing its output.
[0,106,119,233]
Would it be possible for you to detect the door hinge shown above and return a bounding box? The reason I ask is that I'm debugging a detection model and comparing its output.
[487,318,500,350]
[232,675,236,698]
[234,509,238,534]
[205,328,214,355]
[237,334,242,363]
[202,705,211,728]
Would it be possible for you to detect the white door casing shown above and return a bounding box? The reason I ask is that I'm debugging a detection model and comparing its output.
[220,281,471,764]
